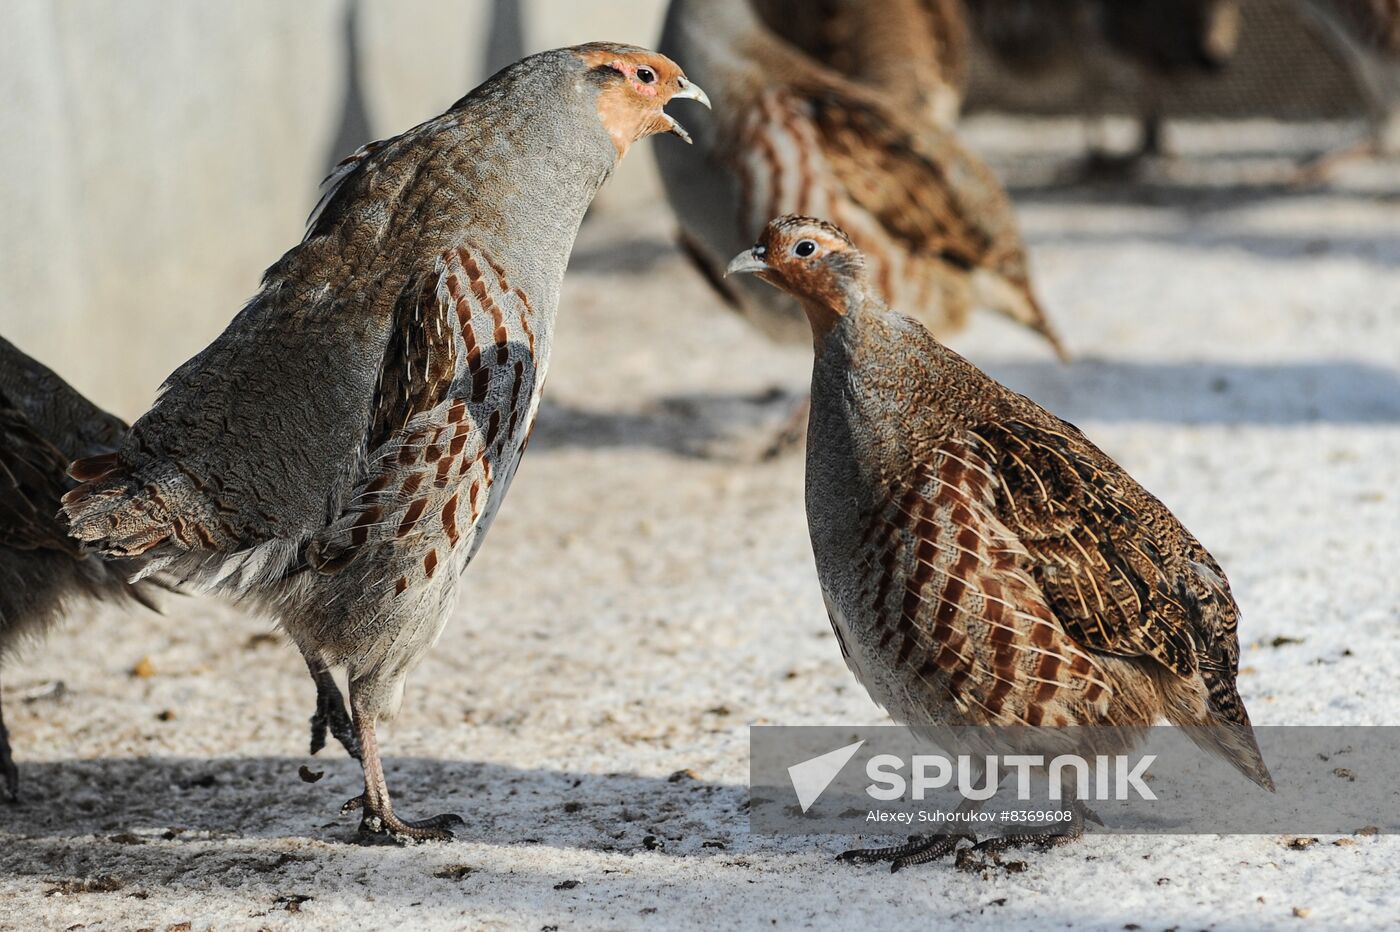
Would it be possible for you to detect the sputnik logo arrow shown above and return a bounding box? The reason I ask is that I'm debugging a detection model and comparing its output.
[788,740,865,813]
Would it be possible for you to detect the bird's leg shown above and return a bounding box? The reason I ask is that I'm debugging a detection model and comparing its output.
[971,799,1093,856]
[340,691,462,843]
[304,652,360,759]
[0,677,16,802]
[1138,109,1165,160]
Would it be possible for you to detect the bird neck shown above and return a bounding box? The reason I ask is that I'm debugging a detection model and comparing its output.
[443,67,621,312]
[803,283,870,352]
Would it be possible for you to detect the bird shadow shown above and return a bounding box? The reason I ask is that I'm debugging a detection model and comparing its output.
[0,754,747,854]
[525,357,1400,461]
[566,236,677,276]
[0,756,1290,927]
[1006,175,1400,215]
[528,390,804,460]
[980,357,1400,426]
[1034,222,1400,266]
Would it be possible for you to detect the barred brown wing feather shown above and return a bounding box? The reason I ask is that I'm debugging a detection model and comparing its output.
[366,266,461,454]
[970,418,1230,681]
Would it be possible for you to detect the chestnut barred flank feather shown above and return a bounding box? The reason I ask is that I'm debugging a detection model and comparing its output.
[731,216,1273,803]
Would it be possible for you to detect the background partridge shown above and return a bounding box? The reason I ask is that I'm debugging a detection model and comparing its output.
[62,44,708,842]
[0,337,157,800]
[727,216,1272,870]
[656,0,1067,357]
[968,0,1241,167]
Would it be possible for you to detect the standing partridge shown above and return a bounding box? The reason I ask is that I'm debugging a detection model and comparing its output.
[62,44,708,842]
[727,216,1272,870]
[0,337,158,800]
[656,0,1067,357]
[752,0,971,128]
[1298,0,1400,172]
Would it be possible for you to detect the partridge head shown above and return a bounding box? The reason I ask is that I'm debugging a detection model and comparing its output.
[726,215,871,341]
[576,45,711,152]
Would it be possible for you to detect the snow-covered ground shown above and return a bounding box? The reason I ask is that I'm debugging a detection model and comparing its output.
[2,119,1398,930]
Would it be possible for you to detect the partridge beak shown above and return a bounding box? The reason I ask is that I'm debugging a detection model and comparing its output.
[673,76,711,109]
[663,76,711,144]
[725,248,770,277]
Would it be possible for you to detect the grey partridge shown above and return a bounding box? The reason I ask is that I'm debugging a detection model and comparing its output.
[753,0,971,127]
[727,216,1272,870]
[0,337,158,800]
[1298,0,1400,171]
[62,44,708,842]
[656,0,1067,357]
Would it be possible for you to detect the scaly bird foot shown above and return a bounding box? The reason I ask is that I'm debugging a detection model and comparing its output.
[341,795,464,843]
[838,833,971,873]
[971,804,1088,856]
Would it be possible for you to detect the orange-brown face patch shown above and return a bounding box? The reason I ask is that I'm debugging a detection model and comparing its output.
[752,219,863,339]
[577,47,690,157]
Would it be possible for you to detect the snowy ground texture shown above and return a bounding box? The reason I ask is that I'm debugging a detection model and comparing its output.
[1,119,1398,930]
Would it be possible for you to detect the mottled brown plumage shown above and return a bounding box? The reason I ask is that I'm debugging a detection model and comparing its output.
[658,0,1066,357]
[62,45,707,842]
[728,216,1271,868]
[754,0,970,126]
[0,337,157,800]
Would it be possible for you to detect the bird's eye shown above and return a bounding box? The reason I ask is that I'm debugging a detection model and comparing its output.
[636,67,656,84]
[794,240,817,258]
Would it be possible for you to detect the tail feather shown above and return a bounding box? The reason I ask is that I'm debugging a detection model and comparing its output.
[1170,676,1275,792]
[1181,717,1275,792]
[62,473,176,560]
[69,452,120,482]
[63,457,299,597]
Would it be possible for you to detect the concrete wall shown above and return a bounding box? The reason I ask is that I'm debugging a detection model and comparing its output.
[0,0,666,417]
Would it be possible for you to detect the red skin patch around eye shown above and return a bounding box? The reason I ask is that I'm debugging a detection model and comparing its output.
[610,58,658,97]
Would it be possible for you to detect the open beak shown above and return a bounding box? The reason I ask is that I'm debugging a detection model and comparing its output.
[725,248,770,277]
[664,76,711,144]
